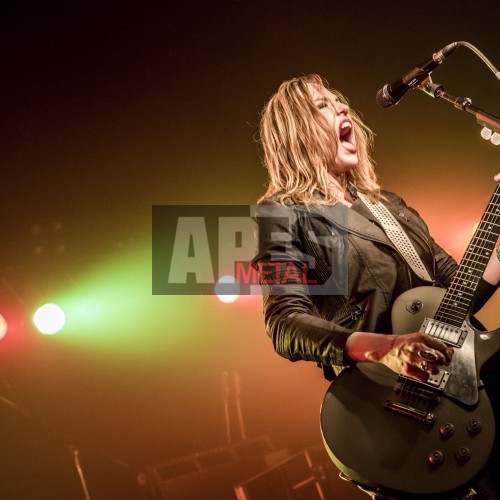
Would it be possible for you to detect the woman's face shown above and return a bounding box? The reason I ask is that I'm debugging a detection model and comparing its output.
[308,84,358,176]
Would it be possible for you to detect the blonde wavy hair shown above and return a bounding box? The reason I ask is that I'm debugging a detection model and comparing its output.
[258,74,383,205]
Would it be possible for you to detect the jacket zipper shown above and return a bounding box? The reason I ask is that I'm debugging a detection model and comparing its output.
[338,308,363,326]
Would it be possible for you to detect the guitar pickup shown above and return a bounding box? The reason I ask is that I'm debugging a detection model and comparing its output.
[420,318,467,348]
[384,400,435,424]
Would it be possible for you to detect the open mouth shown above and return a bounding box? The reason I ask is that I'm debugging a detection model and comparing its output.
[338,119,357,153]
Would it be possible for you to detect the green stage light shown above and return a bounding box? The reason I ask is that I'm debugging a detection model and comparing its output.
[47,244,209,357]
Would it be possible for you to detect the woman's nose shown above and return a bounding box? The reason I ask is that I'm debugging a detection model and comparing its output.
[335,102,349,115]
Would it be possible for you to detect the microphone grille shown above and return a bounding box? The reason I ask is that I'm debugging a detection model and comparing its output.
[376,85,397,108]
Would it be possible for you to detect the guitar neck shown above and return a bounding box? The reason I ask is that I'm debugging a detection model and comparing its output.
[434,184,500,327]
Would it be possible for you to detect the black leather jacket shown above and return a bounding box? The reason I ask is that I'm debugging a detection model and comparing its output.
[253,190,496,379]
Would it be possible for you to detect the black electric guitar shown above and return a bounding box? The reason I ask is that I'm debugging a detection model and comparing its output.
[321,184,500,498]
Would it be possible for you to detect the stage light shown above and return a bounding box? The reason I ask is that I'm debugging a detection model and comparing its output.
[215,275,239,303]
[0,314,7,340]
[33,303,66,335]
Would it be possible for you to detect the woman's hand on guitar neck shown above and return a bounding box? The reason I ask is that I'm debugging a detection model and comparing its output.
[345,331,453,383]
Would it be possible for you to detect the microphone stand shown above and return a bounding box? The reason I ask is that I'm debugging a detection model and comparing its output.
[415,76,500,135]
[70,446,92,500]
[221,371,232,445]
[220,371,247,445]
[232,372,247,442]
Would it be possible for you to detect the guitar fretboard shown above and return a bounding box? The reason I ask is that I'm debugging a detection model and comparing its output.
[434,184,500,328]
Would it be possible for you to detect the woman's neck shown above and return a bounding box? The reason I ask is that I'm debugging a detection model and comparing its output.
[335,173,353,206]
[337,190,353,207]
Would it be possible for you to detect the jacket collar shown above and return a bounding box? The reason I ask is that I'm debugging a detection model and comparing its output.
[265,190,394,247]
[301,201,393,247]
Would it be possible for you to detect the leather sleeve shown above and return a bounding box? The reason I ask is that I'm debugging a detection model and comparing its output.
[253,200,353,367]
[260,286,353,366]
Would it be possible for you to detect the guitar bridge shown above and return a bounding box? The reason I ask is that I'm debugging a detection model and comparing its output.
[394,380,440,402]
[396,370,449,394]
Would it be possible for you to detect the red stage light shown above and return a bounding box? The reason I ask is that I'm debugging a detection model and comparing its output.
[0,314,7,340]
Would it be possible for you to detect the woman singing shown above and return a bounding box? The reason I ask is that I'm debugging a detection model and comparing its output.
[253,74,500,499]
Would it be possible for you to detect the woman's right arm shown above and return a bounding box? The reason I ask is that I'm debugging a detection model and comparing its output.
[254,200,354,366]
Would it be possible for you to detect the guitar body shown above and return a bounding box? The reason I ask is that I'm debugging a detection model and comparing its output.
[321,286,499,498]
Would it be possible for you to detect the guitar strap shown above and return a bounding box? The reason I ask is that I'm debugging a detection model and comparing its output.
[357,192,434,283]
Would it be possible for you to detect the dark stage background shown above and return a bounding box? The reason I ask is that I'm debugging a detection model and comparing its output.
[1,1,499,498]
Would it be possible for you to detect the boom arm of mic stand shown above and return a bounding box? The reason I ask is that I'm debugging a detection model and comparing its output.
[416,80,500,133]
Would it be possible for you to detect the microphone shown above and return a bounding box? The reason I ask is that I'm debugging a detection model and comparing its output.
[376,42,459,108]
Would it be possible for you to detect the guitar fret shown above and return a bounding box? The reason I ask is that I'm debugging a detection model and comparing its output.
[463,252,494,262]
[436,301,468,313]
[462,249,491,256]
[442,289,473,298]
[476,219,500,226]
[445,290,473,298]
[455,267,482,274]
[464,253,491,260]
[468,239,498,247]
[471,235,498,244]
[440,297,469,308]
[462,248,491,256]
[473,223,499,229]
[438,311,468,321]
[438,307,467,318]
[458,259,487,265]
[442,289,473,300]
[466,246,494,253]
[475,229,500,236]
[452,275,481,285]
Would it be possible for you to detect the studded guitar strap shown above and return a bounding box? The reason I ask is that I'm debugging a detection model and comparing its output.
[357,192,433,283]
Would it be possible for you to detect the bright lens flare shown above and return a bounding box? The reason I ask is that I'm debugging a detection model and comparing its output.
[33,303,66,335]
[215,275,240,303]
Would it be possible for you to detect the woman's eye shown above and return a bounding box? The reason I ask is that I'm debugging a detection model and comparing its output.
[317,101,328,109]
